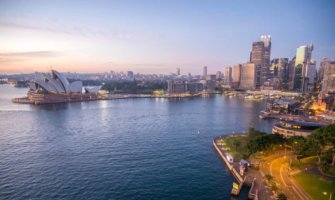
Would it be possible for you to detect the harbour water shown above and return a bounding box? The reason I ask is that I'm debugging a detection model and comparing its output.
[0,85,275,199]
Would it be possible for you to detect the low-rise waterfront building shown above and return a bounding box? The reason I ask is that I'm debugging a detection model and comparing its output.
[267,98,300,114]
[167,80,204,94]
[272,120,324,137]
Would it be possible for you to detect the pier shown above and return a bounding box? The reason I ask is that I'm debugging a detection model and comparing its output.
[213,136,259,199]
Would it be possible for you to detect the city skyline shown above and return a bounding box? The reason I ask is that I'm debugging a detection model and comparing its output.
[0,0,334,74]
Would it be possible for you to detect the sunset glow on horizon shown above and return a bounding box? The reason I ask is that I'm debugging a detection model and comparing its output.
[0,0,334,74]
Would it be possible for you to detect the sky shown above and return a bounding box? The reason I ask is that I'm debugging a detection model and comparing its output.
[0,0,334,74]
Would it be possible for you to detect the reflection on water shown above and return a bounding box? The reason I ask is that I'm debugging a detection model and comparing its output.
[0,84,275,200]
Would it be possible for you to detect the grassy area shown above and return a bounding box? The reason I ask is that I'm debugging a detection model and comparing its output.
[221,135,249,160]
[294,173,335,200]
[291,156,318,170]
[325,166,335,176]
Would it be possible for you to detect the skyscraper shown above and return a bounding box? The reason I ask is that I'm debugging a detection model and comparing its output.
[321,58,335,95]
[250,41,264,88]
[288,57,296,90]
[305,60,316,84]
[177,68,181,76]
[203,66,207,78]
[270,58,289,89]
[293,44,314,91]
[216,71,222,80]
[232,64,242,88]
[260,35,271,67]
[318,58,327,83]
[250,35,271,88]
[224,67,232,85]
[240,63,256,90]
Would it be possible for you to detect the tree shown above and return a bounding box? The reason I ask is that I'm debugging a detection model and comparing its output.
[232,139,241,151]
[307,124,335,165]
[277,192,288,200]
[271,182,278,192]
[264,174,273,183]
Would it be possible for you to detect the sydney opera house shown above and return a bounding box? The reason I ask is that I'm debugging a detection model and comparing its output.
[13,70,101,104]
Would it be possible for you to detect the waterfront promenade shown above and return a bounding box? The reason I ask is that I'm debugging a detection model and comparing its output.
[213,135,259,199]
[12,92,204,104]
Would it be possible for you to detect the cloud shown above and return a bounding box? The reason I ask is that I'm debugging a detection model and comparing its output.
[0,20,163,41]
[0,51,60,57]
[0,57,28,64]
[0,51,60,64]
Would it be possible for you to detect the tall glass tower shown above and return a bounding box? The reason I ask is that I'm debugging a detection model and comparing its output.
[294,44,313,91]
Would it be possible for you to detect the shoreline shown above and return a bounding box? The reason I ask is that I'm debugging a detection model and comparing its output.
[213,134,259,199]
[11,91,217,105]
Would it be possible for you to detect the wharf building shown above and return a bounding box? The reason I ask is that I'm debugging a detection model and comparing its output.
[13,70,101,104]
[266,98,301,115]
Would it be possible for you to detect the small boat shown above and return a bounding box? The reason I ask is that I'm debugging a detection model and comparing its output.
[259,111,271,119]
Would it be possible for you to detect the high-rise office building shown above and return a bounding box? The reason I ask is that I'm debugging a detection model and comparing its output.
[321,58,335,95]
[288,57,296,90]
[203,66,207,78]
[177,68,181,76]
[250,41,264,88]
[250,35,271,88]
[293,44,314,91]
[240,63,256,90]
[318,58,327,83]
[224,67,232,85]
[270,58,289,89]
[305,60,316,84]
[216,71,222,80]
[261,35,271,66]
[232,64,242,88]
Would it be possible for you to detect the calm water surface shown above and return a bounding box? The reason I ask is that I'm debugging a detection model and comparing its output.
[0,85,275,199]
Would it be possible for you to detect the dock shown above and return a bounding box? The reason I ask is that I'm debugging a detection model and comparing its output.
[213,136,259,199]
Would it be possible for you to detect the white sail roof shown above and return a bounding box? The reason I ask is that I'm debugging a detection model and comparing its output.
[52,70,70,93]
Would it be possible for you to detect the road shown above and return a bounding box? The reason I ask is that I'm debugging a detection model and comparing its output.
[260,149,311,200]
